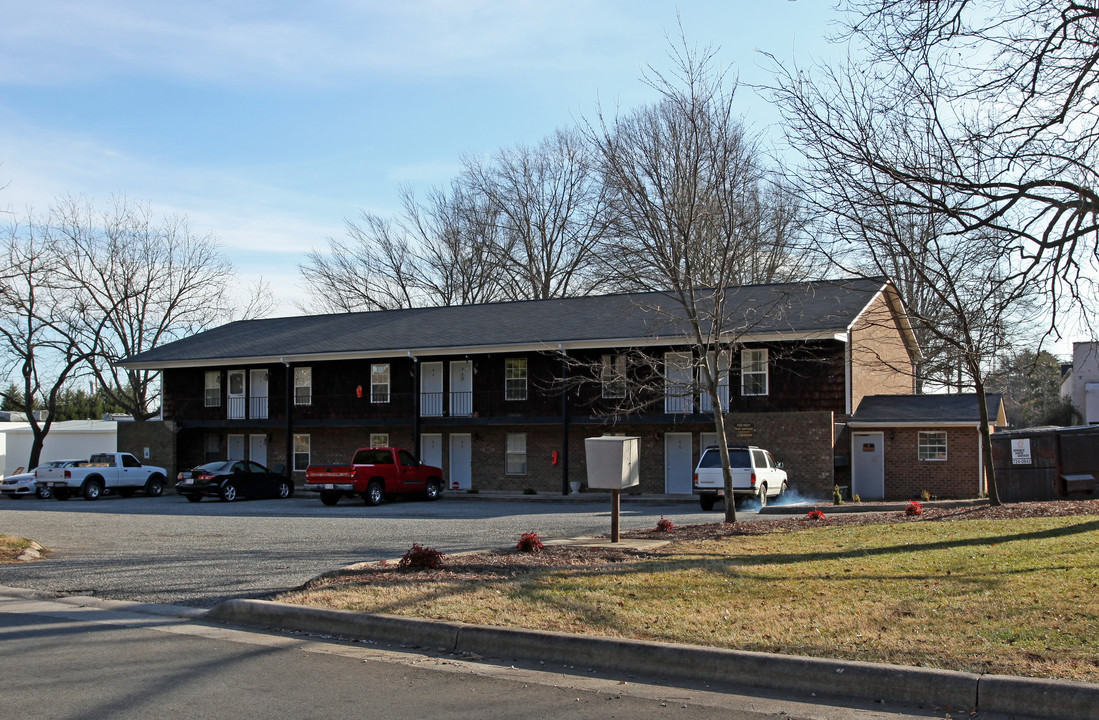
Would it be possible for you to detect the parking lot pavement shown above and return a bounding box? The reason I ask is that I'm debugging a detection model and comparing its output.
[0,494,782,607]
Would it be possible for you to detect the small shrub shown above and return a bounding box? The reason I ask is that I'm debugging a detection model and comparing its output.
[399,543,444,570]
[656,516,675,532]
[920,489,932,502]
[906,500,923,517]
[805,509,826,520]
[522,487,538,495]
[852,494,861,503]
[516,531,544,553]
[832,485,845,505]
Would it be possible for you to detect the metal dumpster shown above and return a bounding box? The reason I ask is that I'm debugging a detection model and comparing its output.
[990,426,1099,502]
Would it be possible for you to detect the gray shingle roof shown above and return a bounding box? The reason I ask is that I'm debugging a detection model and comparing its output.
[850,393,1006,425]
[121,278,892,368]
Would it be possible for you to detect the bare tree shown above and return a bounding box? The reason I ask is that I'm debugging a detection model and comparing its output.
[49,196,246,421]
[0,217,123,468]
[299,182,505,312]
[764,0,1094,504]
[465,128,611,300]
[586,38,810,522]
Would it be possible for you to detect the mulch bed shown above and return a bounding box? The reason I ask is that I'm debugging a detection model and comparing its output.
[301,499,1099,588]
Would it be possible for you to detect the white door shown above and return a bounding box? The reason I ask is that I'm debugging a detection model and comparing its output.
[249,434,267,467]
[664,352,694,414]
[249,369,269,419]
[665,432,694,494]
[700,432,719,458]
[420,433,442,469]
[699,352,729,413]
[448,433,472,490]
[227,370,246,419]
[449,361,473,416]
[852,432,885,499]
[421,362,443,416]
[227,434,245,461]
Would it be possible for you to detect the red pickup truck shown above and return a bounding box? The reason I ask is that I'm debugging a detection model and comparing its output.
[304,447,444,506]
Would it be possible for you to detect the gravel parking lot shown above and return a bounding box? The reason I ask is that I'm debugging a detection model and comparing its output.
[0,493,767,607]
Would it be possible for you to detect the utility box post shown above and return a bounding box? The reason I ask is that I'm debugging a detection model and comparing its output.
[584,436,640,543]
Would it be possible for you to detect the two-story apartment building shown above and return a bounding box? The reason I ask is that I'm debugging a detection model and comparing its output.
[119,278,918,497]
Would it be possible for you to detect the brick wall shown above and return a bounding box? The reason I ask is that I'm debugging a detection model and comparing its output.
[117,420,178,479]
[882,427,984,499]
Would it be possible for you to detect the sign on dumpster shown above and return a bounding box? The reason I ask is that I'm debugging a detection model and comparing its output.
[1011,438,1032,465]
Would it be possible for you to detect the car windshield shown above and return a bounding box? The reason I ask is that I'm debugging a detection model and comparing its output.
[196,461,234,474]
[698,448,751,469]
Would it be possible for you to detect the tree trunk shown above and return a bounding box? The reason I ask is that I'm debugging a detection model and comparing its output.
[973,376,1002,507]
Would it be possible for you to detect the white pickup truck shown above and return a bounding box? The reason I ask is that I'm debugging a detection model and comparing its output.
[693,445,788,511]
[36,452,168,501]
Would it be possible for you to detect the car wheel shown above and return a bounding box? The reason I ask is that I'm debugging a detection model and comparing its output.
[758,484,768,508]
[35,485,51,499]
[145,476,165,497]
[276,481,292,499]
[424,479,441,501]
[118,488,136,498]
[320,491,341,506]
[54,489,70,501]
[220,482,238,502]
[364,480,384,506]
[699,494,715,511]
[185,494,203,503]
[82,480,104,501]
[779,481,788,498]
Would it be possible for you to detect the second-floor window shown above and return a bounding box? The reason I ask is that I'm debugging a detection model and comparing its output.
[371,364,390,403]
[204,371,221,407]
[505,358,527,401]
[294,367,312,405]
[741,349,769,396]
[601,354,626,399]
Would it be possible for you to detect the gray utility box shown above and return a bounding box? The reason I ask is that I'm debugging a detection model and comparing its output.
[584,436,640,490]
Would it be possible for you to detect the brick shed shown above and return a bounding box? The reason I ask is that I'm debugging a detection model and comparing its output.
[847,394,1007,500]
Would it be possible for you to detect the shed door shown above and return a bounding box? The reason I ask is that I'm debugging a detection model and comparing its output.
[852,432,885,499]
[665,432,694,494]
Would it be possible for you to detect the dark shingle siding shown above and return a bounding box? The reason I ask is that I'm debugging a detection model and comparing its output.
[123,278,887,366]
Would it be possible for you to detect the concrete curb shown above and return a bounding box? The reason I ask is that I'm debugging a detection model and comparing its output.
[979,674,1099,720]
[205,599,985,712]
[759,498,989,515]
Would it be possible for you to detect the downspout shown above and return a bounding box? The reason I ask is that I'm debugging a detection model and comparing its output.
[283,359,293,479]
[560,346,569,496]
[845,329,853,415]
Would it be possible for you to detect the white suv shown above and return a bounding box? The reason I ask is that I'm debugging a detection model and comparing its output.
[693,445,788,511]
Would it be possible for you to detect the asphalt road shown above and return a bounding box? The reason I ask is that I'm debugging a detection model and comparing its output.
[0,493,771,607]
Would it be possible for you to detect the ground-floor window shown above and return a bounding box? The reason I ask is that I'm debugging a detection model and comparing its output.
[918,431,947,461]
[505,433,527,475]
[293,434,311,471]
[369,433,389,448]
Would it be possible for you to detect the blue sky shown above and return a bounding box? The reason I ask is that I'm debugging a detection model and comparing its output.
[1,1,842,315]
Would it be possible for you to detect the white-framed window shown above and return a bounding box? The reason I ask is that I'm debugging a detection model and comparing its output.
[601,354,626,399]
[918,431,948,461]
[294,367,312,406]
[293,434,311,472]
[741,349,769,396]
[204,371,221,407]
[369,433,389,448]
[371,364,390,403]
[505,433,527,475]
[505,358,527,401]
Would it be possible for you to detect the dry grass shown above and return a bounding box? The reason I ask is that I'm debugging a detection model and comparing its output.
[280,507,1099,683]
[0,535,34,563]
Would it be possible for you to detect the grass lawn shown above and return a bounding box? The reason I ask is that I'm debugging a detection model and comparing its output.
[280,513,1099,683]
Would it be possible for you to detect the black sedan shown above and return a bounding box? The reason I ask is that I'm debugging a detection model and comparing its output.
[175,460,293,502]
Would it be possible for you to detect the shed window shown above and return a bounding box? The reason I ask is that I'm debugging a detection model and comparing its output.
[918,431,948,461]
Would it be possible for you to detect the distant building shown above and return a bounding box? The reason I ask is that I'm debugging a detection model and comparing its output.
[0,420,119,476]
[1061,342,1099,425]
